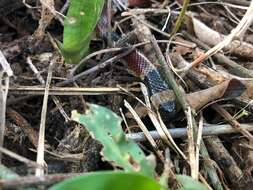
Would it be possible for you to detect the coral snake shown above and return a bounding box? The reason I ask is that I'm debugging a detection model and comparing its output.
[97,2,176,119]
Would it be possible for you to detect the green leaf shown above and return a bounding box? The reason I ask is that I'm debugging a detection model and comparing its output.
[50,171,164,190]
[59,0,104,64]
[71,104,155,177]
[177,175,208,190]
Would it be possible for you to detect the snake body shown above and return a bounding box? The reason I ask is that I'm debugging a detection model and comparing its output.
[123,50,176,118]
[98,6,176,119]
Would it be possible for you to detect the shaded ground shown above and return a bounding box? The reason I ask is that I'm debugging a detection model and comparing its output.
[0,0,253,189]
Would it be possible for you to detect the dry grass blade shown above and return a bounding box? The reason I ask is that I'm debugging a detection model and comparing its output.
[195,113,204,181]
[27,56,70,122]
[0,51,12,163]
[35,59,55,176]
[124,100,164,161]
[157,114,187,160]
[0,51,13,77]
[0,76,9,163]
[140,83,187,160]
[186,107,197,179]
[123,100,157,149]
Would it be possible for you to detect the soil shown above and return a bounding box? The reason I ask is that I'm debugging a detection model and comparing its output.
[0,0,253,189]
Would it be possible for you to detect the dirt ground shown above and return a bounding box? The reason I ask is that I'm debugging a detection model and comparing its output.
[0,0,253,189]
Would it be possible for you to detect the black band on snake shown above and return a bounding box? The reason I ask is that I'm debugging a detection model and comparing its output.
[97,5,176,119]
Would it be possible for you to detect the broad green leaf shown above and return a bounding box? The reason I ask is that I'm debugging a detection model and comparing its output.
[50,171,164,190]
[71,104,155,177]
[177,175,208,190]
[59,0,104,64]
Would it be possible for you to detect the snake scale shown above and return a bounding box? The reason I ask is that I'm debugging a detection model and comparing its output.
[97,4,176,119]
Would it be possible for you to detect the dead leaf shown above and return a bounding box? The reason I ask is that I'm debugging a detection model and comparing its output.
[191,16,253,60]
[186,79,246,110]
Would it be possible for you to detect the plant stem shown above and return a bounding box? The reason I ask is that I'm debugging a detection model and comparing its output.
[171,0,190,35]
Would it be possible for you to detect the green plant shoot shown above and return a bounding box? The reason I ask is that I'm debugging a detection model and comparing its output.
[59,0,104,64]
[71,104,209,190]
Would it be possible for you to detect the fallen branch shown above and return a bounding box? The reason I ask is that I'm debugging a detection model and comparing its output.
[0,173,81,188]
[127,123,253,141]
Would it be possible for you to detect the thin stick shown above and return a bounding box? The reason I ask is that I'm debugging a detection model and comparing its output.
[150,36,222,184]
[60,0,69,13]
[127,123,253,141]
[0,146,43,169]
[212,104,253,141]
[27,57,70,122]
[70,39,192,76]
[222,0,250,6]
[186,1,248,9]
[127,8,172,15]
[70,47,124,76]
[204,137,243,188]
[0,173,81,188]
[6,86,140,95]
[56,49,133,86]
[27,57,45,84]
[150,35,194,114]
